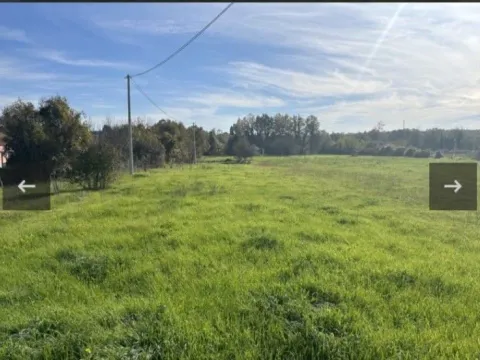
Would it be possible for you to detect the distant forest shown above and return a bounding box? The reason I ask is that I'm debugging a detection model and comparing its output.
[2,97,479,186]
[96,113,480,166]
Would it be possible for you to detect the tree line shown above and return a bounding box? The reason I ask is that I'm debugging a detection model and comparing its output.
[1,97,479,190]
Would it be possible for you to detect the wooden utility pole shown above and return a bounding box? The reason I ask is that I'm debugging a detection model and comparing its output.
[126,74,134,175]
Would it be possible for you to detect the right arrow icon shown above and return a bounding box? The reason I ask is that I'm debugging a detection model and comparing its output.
[444,179,462,193]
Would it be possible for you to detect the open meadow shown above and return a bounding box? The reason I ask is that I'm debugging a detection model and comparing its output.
[0,155,480,359]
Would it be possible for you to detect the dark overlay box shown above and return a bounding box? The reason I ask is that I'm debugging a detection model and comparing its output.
[429,163,477,211]
[0,164,51,211]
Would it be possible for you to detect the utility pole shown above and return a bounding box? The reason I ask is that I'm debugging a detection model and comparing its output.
[193,122,197,164]
[126,74,134,175]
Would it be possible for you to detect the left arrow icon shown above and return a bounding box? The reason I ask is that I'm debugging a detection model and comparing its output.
[18,180,36,193]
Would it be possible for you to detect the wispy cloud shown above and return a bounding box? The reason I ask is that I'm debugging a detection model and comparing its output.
[5,3,480,131]
[0,58,57,81]
[199,3,480,130]
[91,102,117,109]
[0,94,40,109]
[182,92,286,108]
[0,26,30,43]
[220,61,389,98]
[93,19,201,35]
[32,50,133,70]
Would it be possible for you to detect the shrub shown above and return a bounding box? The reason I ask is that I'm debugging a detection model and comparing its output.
[393,147,406,156]
[379,145,395,156]
[233,137,256,163]
[414,150,431,158]
[404,148,416,157]
[67,141,119,190]
[435,151,444,159]
[358,147,378,156]
[475,150,480,161]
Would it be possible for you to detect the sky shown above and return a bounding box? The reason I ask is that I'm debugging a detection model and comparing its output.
[1,3,480,132]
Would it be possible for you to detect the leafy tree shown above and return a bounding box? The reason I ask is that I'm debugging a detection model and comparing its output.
[67,141,119,190]
[414,149,431,158]
[37,96,91,176]
[207,130,222,155]
[152,120,185,163]
[435,151,444,159]
[404,148,416,157]
[133,125,165,170]
[0,97,91,178]
[1,100,48,167]
[233,137,255,163]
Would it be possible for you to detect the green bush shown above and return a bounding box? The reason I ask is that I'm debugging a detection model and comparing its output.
[67,141,119,190]
[435,151,444,159]
[404,148,416,157]
[358,147,378,156]
[414,149,431,158]
[379,145,395,156]
[393,147,406,156]
[233,137,256,163]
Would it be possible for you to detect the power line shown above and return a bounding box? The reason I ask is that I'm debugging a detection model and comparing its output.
[131,2,234,78]
[132,79,198,165]
[131,78,179,122]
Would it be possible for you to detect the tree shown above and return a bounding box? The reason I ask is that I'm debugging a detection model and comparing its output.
[152,120,185,163]
[133,125,165,170]
[233,137,255,163]
[37,96,91,177]
[475,150,480,161]
[207,130,222,155]
[435,151,443,159]
[1,100,48,167]
[0,97,91,180]
[67,141,119,190]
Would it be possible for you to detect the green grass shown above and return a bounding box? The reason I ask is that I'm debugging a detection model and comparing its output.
[1,155,480,359]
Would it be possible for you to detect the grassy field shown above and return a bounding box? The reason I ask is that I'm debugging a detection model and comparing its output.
[1,155,480,359]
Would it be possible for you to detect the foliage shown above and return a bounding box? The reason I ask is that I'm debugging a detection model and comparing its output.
[414,149,431,158]
[404,148,416,157]
[233,136,256,163]
[0,98,91,176]
[475,150,480,161]
[2,95,480,196]
[133,124,166,170]
[393,147,406,156]
[66,141,119,190]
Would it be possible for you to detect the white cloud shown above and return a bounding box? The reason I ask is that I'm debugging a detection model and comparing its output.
[221,61,390,98]
[98,2,480,130]
[7,3,480,131]
[203,3,480,130]
[94,19,201,35]
[0,94,40,110]
[0,58,57,81]
[0,26,30,43]
[32,50,133,70]
[91,103,116,109]
[183,92,285,108]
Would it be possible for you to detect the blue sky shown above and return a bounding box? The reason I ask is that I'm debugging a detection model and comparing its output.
[1,3,480,132]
